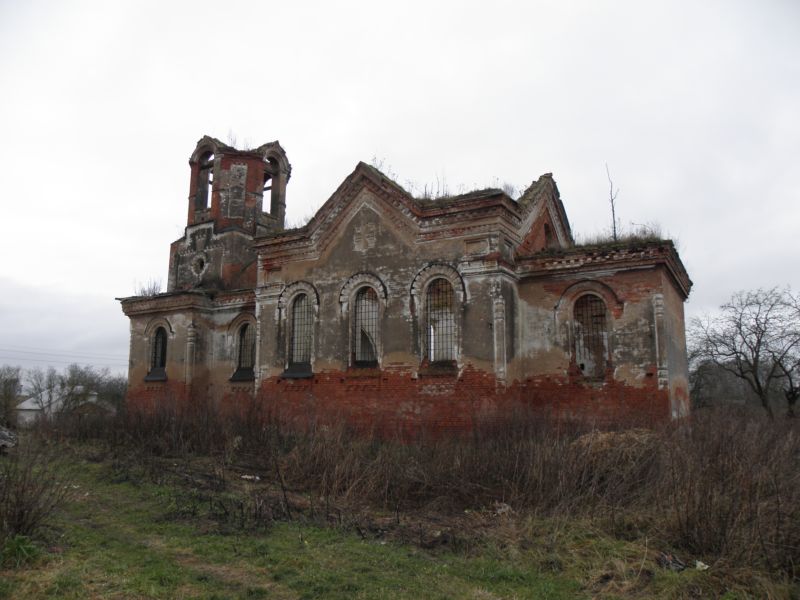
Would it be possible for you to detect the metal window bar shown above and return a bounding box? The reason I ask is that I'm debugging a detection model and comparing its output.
[152,327,167,369]
[426,278,456,362]
[290,294,313,365]
[574,295,607,377]
[238,323,256,369]
[353,287,379,365]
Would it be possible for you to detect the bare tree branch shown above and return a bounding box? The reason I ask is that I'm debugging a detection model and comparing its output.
[605,163,619,242]
[690,287,800,418]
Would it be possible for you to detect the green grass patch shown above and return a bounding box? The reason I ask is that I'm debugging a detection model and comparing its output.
[2,445,796,599]
[0,454,581,599]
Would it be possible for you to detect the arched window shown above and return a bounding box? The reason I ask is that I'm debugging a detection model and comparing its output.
[290,293,313,369]
[145,326,167,381]
[573,294,608,378]
[195,151,214,210]
[425,278,456,363]
[231,322,256,381]
[353,287,379,366]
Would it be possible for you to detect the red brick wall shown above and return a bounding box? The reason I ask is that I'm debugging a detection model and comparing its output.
[219,365,674,436]
[126,381,191,412]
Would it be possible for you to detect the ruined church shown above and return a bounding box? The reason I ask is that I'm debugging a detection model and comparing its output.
[119,136,692,431]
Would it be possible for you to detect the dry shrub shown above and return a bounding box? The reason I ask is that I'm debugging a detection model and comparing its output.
[0,440,71,547]
[658,412,800,575]
[39,401,800,579]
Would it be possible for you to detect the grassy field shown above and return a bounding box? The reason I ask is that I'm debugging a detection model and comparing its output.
[2,441,792,599]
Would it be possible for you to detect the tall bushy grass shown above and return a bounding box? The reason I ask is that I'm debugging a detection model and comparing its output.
[41,401,800,578]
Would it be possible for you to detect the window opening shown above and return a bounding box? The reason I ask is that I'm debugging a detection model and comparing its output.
[196,152,214,210]
[290,294,313,367]
[425,278,456,363]
[152,327,167,369]
[262,158,278,215]
[237,323,256,369]
[145,326,168,381]
[574,295,608,378]
[353,287,379,366]
[231,322,256,381]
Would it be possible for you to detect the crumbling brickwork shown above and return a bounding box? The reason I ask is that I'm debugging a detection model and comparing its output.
[120,135,692,432]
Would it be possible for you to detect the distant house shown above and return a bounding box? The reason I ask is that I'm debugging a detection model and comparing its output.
[15,386,110,426]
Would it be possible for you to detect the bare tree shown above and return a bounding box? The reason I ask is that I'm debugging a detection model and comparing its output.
[92,372,128,411]
[690,288,800,418]
[688,355,757,410]
[57,364,98,415]
[605,163,619,242]
[776,290,800,416]
[25,365,108,418]
[779,358,800,417]
[26,366,60,414]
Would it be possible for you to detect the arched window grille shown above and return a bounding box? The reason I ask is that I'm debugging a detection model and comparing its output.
[425,278,456,363]
[353,287,379,366]
[574,294,608,378]
[290,294,313,367]
[237,323,256,369]
[195,151,214,210]
[145,326,168,381]
[231,322,256,381]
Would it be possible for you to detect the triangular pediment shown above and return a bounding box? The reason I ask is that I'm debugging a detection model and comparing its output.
[307,164,422,256]
[516,174,574,255]
[254,163,425,262]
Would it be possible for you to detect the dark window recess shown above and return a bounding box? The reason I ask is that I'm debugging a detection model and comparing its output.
[290,294,313,368]
[353,287,379,366]
[574,294,608,378]
[145,326,167,381]
[425,278,456,363]
[231,322,256,381]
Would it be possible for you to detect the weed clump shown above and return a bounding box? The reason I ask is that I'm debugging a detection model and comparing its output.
[0,440,71,557]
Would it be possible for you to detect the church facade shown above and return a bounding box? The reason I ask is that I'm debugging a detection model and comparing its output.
[119,136,692,432]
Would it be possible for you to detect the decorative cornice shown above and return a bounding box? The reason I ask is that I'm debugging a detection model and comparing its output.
[277,281,320,309]
[410,263,467,303]
[118,289,255,316]
[339,272,389,306]
[516,242,692,299]
[119,292,210,316]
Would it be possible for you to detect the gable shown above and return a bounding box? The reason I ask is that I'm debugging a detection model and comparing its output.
[255,162,528,267]
[517,206,561,254]
[316,197,418,268]
[515,174,573,256]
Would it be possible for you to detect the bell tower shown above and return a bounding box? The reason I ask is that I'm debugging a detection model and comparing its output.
[169,135,292,292]
[186,135,291,233]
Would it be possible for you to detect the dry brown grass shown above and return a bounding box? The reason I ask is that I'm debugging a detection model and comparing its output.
[37,402,800,582]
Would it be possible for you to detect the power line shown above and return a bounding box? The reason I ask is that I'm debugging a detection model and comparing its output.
[0,346,127,361]
[0,354,127,368]
[0,343,127,358]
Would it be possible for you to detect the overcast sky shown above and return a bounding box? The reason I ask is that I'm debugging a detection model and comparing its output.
[1,0,798,375]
